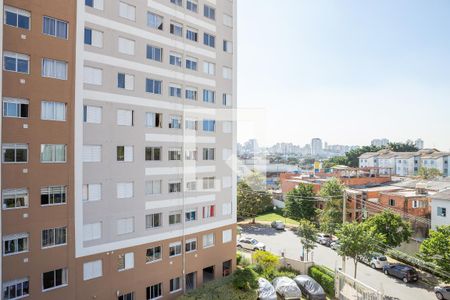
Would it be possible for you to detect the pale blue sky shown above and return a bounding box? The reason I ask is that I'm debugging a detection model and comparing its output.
[237,0,450,150]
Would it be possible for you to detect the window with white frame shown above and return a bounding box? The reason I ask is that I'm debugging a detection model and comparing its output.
[4,6,30,29]
[203,120,216,132]
[82,183,102,202]
[185,149,197,161]
[83,260,102,280]
[203,61,215,75]
[147,12,163,30]
[222,229,232,243]
[83,105,102,124]
[185,209,197,222]
[202,233,214,248]
[3,97,29,118]
[117,217,134,235]
[169,52,182,67]
[3,233,29,255]
[83,145,101,162]
[84,66,102,85]
[437,207,447,217]
[146,78,162,94]
[146,246,162,263]
[202,204,215,218]
[186,27,198,41]
[169,211,182,225]
[41,186,67,206]
[117,182,133,199]
[85,0,104,10]
[41,101,66,121]
[119,2,136,21]
[118,37,135,55]
[168,148,182,161]
[2,144,28,163]
[170,21,183,37]
[146,45,163,62]
[185,88,198,100]
[117,252,134,271]
[171,0,182,6]
[222,202,232,216]
[84,27,103,47]
[169,115,182,129]
[145,112,162,128]
[146,213,162,229]
[185,180,197,191]
[170,277,182,293]
[117,73,134,90]
[42,58,68,80]
[185,238,197,252]
[42,226,67,248]
[145,147,162,161]
[118,292,134,300]
[203,148,215,160]
[40,144,66,163]
[203,32,215,47]
[117,109,133,126]
[222,93,232,106]
[2,277,29,299]
[83,222,102,241]
[204,5,215,20]
[169,84,182,98]
[169,182,182,193]
[169,241,182,257]
[223,66,232,79]
[3,51,29,74]
[186,57,198,70]
[2,188,28,209]
[117,146,133,162]
[185,119,198,130]
[43,16,68,39]
[147,283,162,299]
[42,268,68,291]
[223,14,233,27]
[186,0,198,12]
[203,89,215,103]
[223,40,233,53]
[202,177,215,190]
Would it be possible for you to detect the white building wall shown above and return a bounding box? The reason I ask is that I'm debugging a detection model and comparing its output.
[431,199,450,229]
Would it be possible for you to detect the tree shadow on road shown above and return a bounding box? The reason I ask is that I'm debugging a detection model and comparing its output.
[240,223,286,236]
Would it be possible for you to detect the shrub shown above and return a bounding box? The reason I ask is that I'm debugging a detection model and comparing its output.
[252,250,279,278]
[308,265,335,297]
[236,252,242,265]
[232,267,259,291]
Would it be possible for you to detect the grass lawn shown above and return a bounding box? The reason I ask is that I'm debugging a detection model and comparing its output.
[255,211,299,226]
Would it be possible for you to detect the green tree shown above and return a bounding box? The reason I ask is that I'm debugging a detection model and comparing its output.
[243,171,266,191]
[387,142,418,152]
[285,184,316,221]
[237,181,272,223]
[364,210,412,248]
[232,267,259,291]
[297,219,318,260]
[323,156,349,169]
[417,167,442,179]
[337,222,385,278]
[418,225,450,280]
[318,178,345,235]
[345,145,385,167]
[252,250,279,278]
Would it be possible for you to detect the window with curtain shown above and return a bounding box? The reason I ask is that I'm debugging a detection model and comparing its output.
[42,58,68,80]
[43,16,68,39]
[3,97,29,118]
[40,144,66,163]
[41,101,66,121]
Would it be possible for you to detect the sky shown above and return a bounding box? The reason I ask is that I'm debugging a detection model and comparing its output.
[237,0,450,150]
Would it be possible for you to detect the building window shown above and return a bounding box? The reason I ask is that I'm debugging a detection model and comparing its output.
[2,144,28,163]
[146,79,162,95]
[186,0,198,12]
[82,184,102,202]
[3,51,29,74]
[204,5,215,20]
[117,73,134,90]
[203,233,214,248]
[41,186,67,206]
[169,52,182,67]
[185,119,198,131]
[168,148,182,161]
[203,61,215,75]
[203,90,215,103]
[83,145,102,162]
[117,146,133,162]
[117,217,134,235]
[147,283,162,300]
[186,28,198,41]
[118,292,134,300]
[203,33,215,47]
[186,180,197,191]
[2,278,29,300]
[171,0,182,6]
[145,180,162,196]
[41,101,66,121]
[83,222,102,241]
[169,211,182,225]
[169,182,181,193]
[203,120,216,132]
[223,40,233,53]
[146,213,162,229]
[222,202,232,215]
[222,93,232,106]
[185,209,197,222]
[223,14,233,27]
[223,66,232,79]
[84,66,102,85]
[169,115,182,129]
[3,233,28,255]
[185,238,197,252]
[169,242,182,257]
[83,105,102,124]
[388,199,396,207]
[117,252,134,271]
[146,45,162,62]
[170,22,183,37]
[186,57,198,71]
[145,147,161,161]
[147,12,163,30]
[202,178,215,191]
[42,268,68,291]
[83,260,102,281]
[2,189,28,209]
[85,0,104,10]
[185,149,197,160]
[43,16,68,39]
[42,58,68,80]
[117,182,133,199]
[118,37,135,55]
[222,229,232,243]
[119,2,136,21]
[4,6,30,29]
[40,144,66,163]
[170,277,182,293]
[185,88,198,100]
[169,84,182,98]
[42,226,67,248]
[3,97,29,118]
[117,109,133,126]
[203,204,215,218]
[437,207,447,217]
[146,246,162,263]
[84,28,103,47]
[145,112,162,128]
[203,148,215,160]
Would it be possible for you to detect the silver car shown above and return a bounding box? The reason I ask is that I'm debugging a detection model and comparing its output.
[271,220,285,230]
[435,286,450,300]
[317,233,332,245]
[360,253,389,269]
[237,237,266,251]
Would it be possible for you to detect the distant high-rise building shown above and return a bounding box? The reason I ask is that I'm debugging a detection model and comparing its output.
[371,138,390,147]
[311,138,323,155]
[415,138,424,150]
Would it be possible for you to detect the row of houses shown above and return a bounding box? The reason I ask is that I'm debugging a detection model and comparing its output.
[359,149,449,177]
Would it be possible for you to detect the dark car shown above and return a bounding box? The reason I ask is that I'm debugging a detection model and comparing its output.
[383,264,419,283]
[293,275,326,300]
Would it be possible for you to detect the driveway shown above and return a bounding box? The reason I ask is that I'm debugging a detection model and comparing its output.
[240,224,436,300]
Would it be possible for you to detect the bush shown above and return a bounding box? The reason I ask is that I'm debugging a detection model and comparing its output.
[232,267,259,291]
[236,252,242,265]
[308,265,335,297]
[252,250,279,278]
[269,267,298,281]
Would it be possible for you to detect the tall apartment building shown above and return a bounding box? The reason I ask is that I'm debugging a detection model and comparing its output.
[1,0,237,299]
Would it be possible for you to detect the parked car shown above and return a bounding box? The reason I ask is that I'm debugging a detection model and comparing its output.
[293,275,326,300]
[330,240,340,251]
[317,233,332,245]
[272,277,302,300]
[434,286,450,300]
[271,220,285,230]
[257,278,277,300]
[383,264,419,283]
[360,252,389,269]
[237,237,266,251]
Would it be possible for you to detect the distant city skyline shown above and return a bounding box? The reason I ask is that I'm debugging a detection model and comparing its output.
[237,0,450,150]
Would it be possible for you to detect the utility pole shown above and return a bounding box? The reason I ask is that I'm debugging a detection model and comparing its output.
[342,190,347,273]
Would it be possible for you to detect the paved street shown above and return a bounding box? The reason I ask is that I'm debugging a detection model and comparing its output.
[240,224,435,300]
